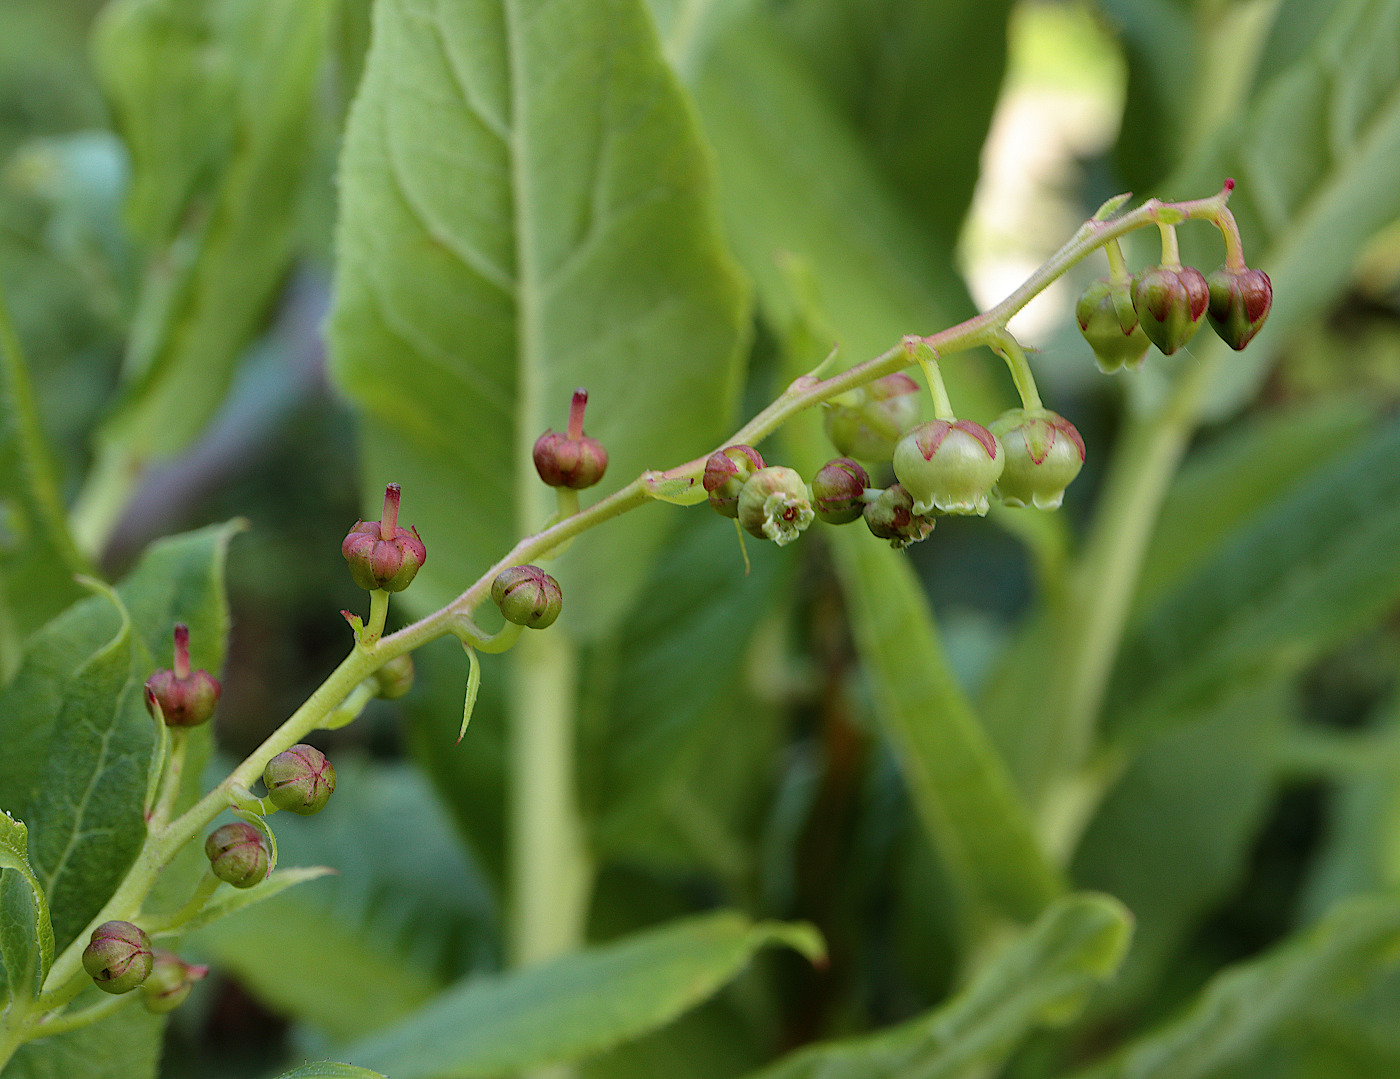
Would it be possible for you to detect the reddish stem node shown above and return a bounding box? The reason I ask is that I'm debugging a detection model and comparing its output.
[567,389,589,440]
[380,483,402,541]
[172,623,191,680]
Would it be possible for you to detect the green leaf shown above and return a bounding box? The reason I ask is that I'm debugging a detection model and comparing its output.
[327,0,750,635]
[0,283,90,679]
[744,892,1131,1079]
[828,529,1064,924]
[1167,0,1400,420]
[190,759,499,1040]
[0,810,55,1003]
[176,866,334,934]
[87,0,332,467]
[771,0,1014,250]
[274,1065,388,1079]
[0,522,238,951]
[1103,417,1400,744]
[1065,893,1400,1079]
[345,912,822,1078]
[4,1004,164,1079]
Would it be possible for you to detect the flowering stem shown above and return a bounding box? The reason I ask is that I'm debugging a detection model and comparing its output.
[913,343,957,420]
[992,332,1043,411]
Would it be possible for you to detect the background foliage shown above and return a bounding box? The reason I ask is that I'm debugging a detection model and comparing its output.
[2,0,1400,1077]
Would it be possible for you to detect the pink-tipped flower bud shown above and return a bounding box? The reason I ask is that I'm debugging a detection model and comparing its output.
[737,466,814,546]
[142,951,208,1014]
[1075,276,1151,373]
[263,744,337,816]
[373,653,415,700]
[1205,266,1272,350]
[823,373,921,462]
[82,921,153,994]
[533,389,609,489]
[810,458,870,525]
[205,822,270,889]
[145,624,221,728]
[892,419,1004,517]
[862,484,935,549]
[1132,265,1209,355]
[492,566,563,629]
[989,409,1086,510]
[342,483,427,592]
[702,444,765,518]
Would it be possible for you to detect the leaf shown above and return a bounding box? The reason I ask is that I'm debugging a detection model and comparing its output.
[190,759,499,1040]
[88,0,332,465]
[1167,0,1400,419]
[744,892,1132,1079]
[771,0,1015,250]
[177,866,334,934]
[1103,416,1400,744]
[1065,893,1400,1079]
[344,912,822,1078]
[275,1066,388,1079]
[327,0,750,635]
[0,810,55,1002]
[0,284,90,679]
[4,1004,165,1079]
[0,521,238,951]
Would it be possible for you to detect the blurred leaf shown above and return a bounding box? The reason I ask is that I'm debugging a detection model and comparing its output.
[0,522,237,952]
[275,1066,387,1079]
[0,811,54,1002]
[773,0,1014,249]
[4,1004,164,1079]
[0,285,90,679]
[1103,416,1400,744]
[581,507,792,865]
[1066,893,1400,1079]
[345,912,822,1078]
[688,22,1006,421]
[190,759,499,1040]
[744,892,1131,1079]
[1167,0,1400,419]
[1072,681,1290,1007]
[1134,395,1378,609]
[87,0,331,468]
[327,0,750,635]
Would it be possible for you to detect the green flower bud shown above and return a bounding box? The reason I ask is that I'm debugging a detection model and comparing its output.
[702,444,764,518]
[492,565,563,629]
[810,458,870,524]
[342,483,427,592]
[1205,266,1272,350]
[82,921,153,994]
[823,373,921,462]
[533,389,608,489]
[1075,276,1150,373]
[1132,265,1209,355]
[737,466,815,546]
[144,623,221,728]
[373,653,415,700]
[989,409,1086,510]
[205,822,270,889]
[892,419,1004,516]
[142,951,208,1014]
[263,744,337,816]
[862,484,935,549]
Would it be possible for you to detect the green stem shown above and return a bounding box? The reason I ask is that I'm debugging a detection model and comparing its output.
[509,631,593,966]
[914,345,957,420]
[1104,237,1131,283]
[23,991,136,1041]
[1157,222,1182,268]
[141,872,221,934]
[992,332,1043,411]
[362,589,390,646]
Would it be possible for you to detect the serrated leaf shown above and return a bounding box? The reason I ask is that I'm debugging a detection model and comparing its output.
[345,912,821,1078]
[0,522,238,953]
[1066,893,1400,1079]
[1104,417,1400,744]
[88,0,332,467]
[327,0,750,635]
[275,1066,388,1079]
[0,811,55,1003]
[744,892,1131,1079]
